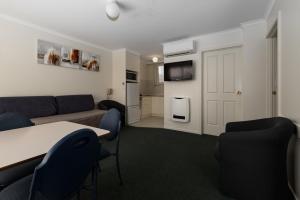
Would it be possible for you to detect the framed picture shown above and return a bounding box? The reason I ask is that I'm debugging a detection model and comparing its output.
[81,51,100,72]
[37,39,100,72]
[60,47,81,69]
[37,40,61,66]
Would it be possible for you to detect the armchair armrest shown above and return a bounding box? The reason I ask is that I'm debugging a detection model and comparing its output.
[225,118,272,132]
[218,129,286,163]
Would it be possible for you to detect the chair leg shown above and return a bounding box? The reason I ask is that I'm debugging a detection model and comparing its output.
[116,153,123,185]
[91,167,98,200]
[98,162,102,173]
[77,191,81,200]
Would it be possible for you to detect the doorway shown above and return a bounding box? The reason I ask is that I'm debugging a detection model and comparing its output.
[267,22,278,117]
[202,47,242,136]
[132,62,164,128]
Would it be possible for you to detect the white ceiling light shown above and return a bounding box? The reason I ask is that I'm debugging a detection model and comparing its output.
[106,0,120,21]
[152,57,158,63]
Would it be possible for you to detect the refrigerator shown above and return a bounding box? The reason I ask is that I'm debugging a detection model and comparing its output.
[126,82,140,124]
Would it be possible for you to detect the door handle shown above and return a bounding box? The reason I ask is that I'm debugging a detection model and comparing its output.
[236,90,242,95]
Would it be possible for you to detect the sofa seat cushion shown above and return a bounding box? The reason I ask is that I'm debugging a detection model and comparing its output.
[56,95,95,114]
[0,96,57,118]
[31,109,106,127]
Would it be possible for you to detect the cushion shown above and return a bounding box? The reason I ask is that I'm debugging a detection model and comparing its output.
[31,109,106,127]
[55,95,95,114]
[0,96,57,118]
[0,113,34,132]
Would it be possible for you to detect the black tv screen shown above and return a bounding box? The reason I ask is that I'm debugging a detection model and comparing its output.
[164,60,193,81]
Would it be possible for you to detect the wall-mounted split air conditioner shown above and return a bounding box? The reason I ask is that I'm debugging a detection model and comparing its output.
[163,40,196,57]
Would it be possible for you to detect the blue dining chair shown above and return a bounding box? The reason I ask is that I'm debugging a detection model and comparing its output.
[0,128,101,200]
[0,112,38,191]
[99,108,123,185]
[0,112,34,131]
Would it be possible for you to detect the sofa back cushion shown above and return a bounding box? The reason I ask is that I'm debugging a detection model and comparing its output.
[0,96,57,118]
[56,95,95,114]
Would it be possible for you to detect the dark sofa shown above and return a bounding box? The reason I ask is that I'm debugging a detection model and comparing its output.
[0,95,106,127]
[216,117,296,200]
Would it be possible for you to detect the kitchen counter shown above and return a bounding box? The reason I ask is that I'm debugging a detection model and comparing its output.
[140,96,164,118]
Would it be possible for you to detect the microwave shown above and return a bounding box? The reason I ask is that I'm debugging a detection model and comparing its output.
[126,70,138,83]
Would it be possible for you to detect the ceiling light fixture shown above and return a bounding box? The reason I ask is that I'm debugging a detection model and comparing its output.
[152,57,158,63]
[106,0,120,21]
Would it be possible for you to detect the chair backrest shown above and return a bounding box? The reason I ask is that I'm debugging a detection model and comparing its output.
[0,112,34,131]
[29,129,101,200]
[99,108,121,141]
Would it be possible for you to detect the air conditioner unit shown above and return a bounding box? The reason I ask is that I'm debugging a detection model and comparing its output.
[163,40,196,57]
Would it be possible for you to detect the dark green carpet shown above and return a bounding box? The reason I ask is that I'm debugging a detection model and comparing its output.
[82,126,234,200]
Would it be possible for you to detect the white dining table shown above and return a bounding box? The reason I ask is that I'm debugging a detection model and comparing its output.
[0,121,110,171]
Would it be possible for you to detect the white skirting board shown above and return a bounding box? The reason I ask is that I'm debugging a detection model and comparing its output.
[163,124,202,135]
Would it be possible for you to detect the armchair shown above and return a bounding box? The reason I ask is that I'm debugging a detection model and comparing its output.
[216,117,296,200]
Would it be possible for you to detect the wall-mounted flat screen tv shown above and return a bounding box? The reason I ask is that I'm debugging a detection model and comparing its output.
[164,60,193,81]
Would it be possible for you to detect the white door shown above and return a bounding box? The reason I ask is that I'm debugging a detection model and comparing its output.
[203,47,242,136]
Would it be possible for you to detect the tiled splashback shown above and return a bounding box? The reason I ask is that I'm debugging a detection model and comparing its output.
[140,62,164,96]
[140,80,164,96]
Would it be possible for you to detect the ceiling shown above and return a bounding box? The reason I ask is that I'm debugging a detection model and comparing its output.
[0,0,271,59]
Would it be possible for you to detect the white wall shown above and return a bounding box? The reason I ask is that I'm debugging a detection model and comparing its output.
[111,49,141,105]
[126,50,141,73]
[241,20,268,120]
[267,0,300,130]
[112,49,126,104]
[164,29,247,134]
[164,54,202,133]
[163,24,268,133]
[266,0,300,197]
[0,16,112,102]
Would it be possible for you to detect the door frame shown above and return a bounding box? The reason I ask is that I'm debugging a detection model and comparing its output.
[201,45,243,134]
[266,11,282,117]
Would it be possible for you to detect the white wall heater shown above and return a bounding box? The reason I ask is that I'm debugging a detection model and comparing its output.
[171,97,190,123]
